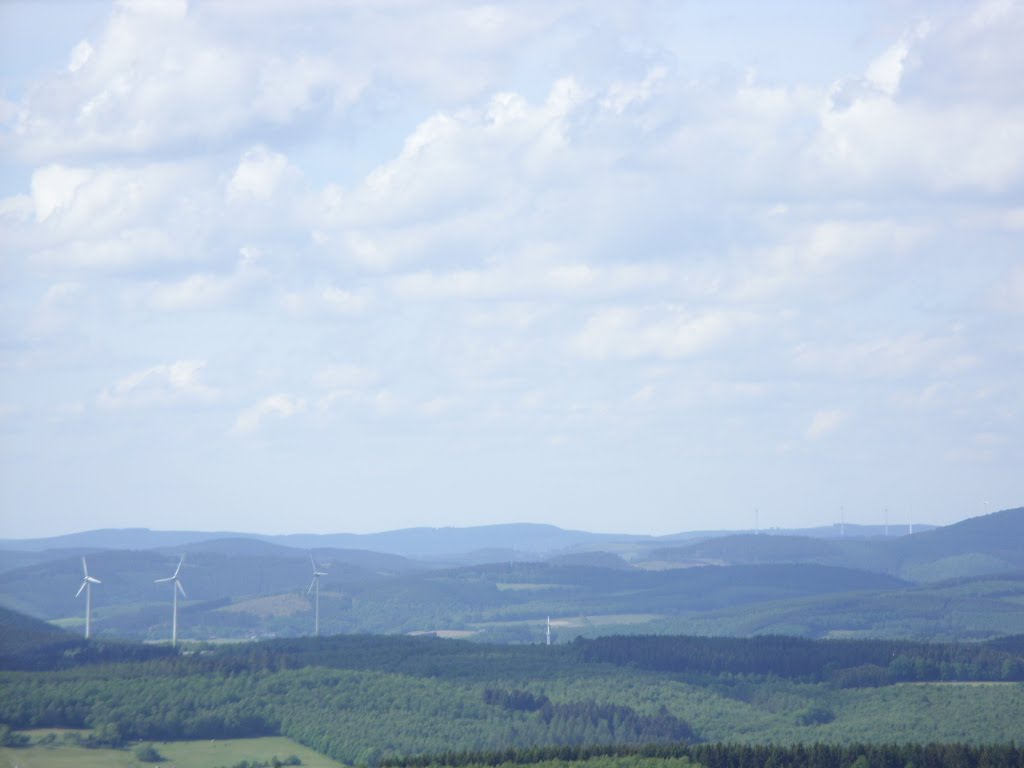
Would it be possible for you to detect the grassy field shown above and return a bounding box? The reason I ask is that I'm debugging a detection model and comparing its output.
[0,734,344,768]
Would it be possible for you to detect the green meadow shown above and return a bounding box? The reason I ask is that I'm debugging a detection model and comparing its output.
[0,733,343,768]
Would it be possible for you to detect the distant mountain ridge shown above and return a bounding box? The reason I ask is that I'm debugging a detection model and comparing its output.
[638,507,1024,582]
[0,519,938,558]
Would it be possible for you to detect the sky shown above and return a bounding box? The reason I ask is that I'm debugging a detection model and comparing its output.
[0,0,1022,540]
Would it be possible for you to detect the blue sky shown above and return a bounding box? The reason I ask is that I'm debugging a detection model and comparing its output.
[1,0,1021,539]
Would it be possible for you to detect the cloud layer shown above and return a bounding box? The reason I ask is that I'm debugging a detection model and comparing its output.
[1,0,1021,536]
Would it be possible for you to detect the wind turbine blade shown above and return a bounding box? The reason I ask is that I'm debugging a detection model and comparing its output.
[82,557,89,577]
[87,577,101,584]
[155,576,174,583]
[307,578,316,594]
[172,555,185,579]
[176,580,186,598]
[310,555,317,574]
[76,581,86,598]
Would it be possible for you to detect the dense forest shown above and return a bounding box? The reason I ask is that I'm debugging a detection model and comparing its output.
[2,631,1024,765]
[381,743,1024,768]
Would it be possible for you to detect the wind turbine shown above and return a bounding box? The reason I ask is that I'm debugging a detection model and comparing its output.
[546,616,552,646]
[75,557,101,639]
[308,556,327,637]
[154,555,186,646]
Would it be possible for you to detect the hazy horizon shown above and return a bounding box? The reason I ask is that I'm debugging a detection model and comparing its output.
[0,508,982,544]
[1,1,1021,539]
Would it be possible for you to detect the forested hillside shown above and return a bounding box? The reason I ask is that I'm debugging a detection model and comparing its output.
[2,630,1023,764]
[1,509,1021,644]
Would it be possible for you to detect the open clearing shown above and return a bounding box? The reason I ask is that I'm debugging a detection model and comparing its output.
[0,735,343,768]
[216,593,311,617]
[473,613,662,629]
[408,628,481,638]
[494,582,561,591]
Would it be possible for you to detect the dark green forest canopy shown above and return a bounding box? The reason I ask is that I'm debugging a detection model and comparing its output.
[379,743,1024,768]
[3,629,1024,681]
[151,632,1024,683]
[2,630,1024,765]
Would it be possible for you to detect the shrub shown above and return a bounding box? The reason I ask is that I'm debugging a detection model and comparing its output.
[134,743,165,762]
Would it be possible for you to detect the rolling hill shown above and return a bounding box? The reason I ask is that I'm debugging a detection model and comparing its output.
[0,507,1020,643]
[637,507,1024,582]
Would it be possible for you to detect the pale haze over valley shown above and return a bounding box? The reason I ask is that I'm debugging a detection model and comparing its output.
[0,0,1021,539]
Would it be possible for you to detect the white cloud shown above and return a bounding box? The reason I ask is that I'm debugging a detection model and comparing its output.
[138,273,236,311]
[128,249,269,311]
[320,286,371,315]
[313,364,377,391]
[810,10,1024,193]
[793,333,977,379]
[392,260,677,302]
[19,161,214,270]
[731,219,925,301]
[811,99,1024,193]
[30,282,82,335]
[805,409,848,441]
[969,0,1016,30]
[8,2,353,162]
[116,0,188,20]
[573,306,742,361]
[227,145,298,203]
[30,165,91,222]
[281,285,373,317]
[232,394,306,434]
[994,264,1024,313]
[97,360,217,409]
[68,41,95,74]
[864,23,928,97]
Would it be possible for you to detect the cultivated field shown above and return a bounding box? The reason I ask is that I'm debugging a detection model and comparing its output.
[0,734,344,768]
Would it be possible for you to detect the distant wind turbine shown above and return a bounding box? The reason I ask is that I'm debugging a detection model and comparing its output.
[75,557,101,639]
[154,555,186,646]
[308,556,327,637]
[546,616,551,646]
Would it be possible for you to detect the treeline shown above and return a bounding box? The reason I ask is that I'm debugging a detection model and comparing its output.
[381,742,1024,768]
[574,635,1024,684]
[167,632,1024,687]
[0,635,178,671]
[5,629,1024,688]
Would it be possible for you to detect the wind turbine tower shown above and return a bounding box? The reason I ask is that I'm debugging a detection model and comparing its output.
[76,557,101,639]
[154,555,187,646]
[546,616,551,646]
[308,556,328,637]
